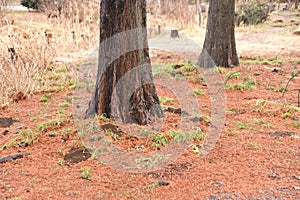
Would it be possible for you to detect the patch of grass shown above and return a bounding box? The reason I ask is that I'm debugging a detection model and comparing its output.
[253,71,260,76]
[282,112,291,119]
[253,99,278,114]
[241,60,260,65]
[261,60,271,65]
[227,130,237,136]
[293,60,300,65]
[245,142,262,150]
[189,76,204,84]
[193,89,205,96]
[236,122,247,129]
[143,182,159,193]
[226,76,256,91]
[58,159,64,166]
[152,133,169,147]
[97,114,111,123]
[159,96,174,104]
[269,56,285,65]
[80,167,91,179]
[40,95,51,103]
[1,129,37,149]
[31,117,38,121]
[225,71,240,79]
[37,120,66,132]
[152,62,182,78]
[173,128,205,143]
[291,121,300,129]
[104,129,119,141]
[190,144,202,153]
[60,102,71,107]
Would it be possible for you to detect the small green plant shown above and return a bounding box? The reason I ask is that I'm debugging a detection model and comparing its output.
[280,71,300,97]
[245,142,262,150]
[104,129,119,141]
[226,76,256,91]
[193,89,205,96]
[291,121,300,129]
[152,133,169,147]
[58,159,64,166]
[1,129,37,149]
[236,122,247,129]
[269,56,285,65]
[60,102,71,107]
[253,71,260,76]
[37,120,65,132]
[261,60,270,65]
[225,71,240,79]
[97,114,111,123]
[190,144,202,153]
[159,96,174,104]
[173,128,205,143]
[227,129,237,136]
[40,95,51,103]
[189,76,204,84]
[282,112,291,119]
[80,167,91,179]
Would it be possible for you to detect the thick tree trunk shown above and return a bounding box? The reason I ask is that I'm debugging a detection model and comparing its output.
[199,0,239,68]
[85,0,163,125]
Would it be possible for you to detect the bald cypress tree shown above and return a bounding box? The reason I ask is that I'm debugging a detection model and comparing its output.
[85,0,163,125]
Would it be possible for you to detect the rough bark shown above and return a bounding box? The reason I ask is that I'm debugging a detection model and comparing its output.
[85,0,163,125]
[228,0,239,66]
[199,0,239,68]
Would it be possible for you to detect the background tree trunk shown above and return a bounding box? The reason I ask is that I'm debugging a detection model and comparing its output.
[85,0,163,125]
[199,0,239,68]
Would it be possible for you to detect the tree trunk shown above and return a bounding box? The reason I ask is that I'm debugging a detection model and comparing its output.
[199,0,239,68]
[228,0,239,66]
[85,0,163,125]
[296,0,299,9]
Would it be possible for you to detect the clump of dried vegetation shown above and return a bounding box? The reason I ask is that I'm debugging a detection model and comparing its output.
[0,26,55,106]
[0,0,100,108]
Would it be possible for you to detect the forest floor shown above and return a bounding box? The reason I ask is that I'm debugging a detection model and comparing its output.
[0,6,300,200]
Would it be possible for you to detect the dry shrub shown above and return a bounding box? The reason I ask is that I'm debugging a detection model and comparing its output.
[0,25,55,107]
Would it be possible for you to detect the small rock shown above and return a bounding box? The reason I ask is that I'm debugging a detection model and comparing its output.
[209,196,218,200]
[292,117,299,121]
[16,126,27,130]
[1,130,9,135]
[269,172,279,179]
[48,132,57,137]
[157,180,170,186]
[294,186,300,190]
[64,147,92,164]
[215,180,223,186]
[271,68,281,73]
[293,28,300,35]
[273,19,284,23]
[292,176,300,181]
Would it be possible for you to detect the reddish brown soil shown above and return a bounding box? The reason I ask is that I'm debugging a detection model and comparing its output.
[1,8,300,200]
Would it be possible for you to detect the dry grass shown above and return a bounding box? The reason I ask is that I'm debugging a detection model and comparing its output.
[0,25,55,107]
[0,3,100,108]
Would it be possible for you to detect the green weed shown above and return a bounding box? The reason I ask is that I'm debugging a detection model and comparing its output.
[80,167,91,179]
[193,89,205,96]
[1,129,37,149]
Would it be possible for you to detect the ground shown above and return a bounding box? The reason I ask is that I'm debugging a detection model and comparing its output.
[0,4,300,200]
